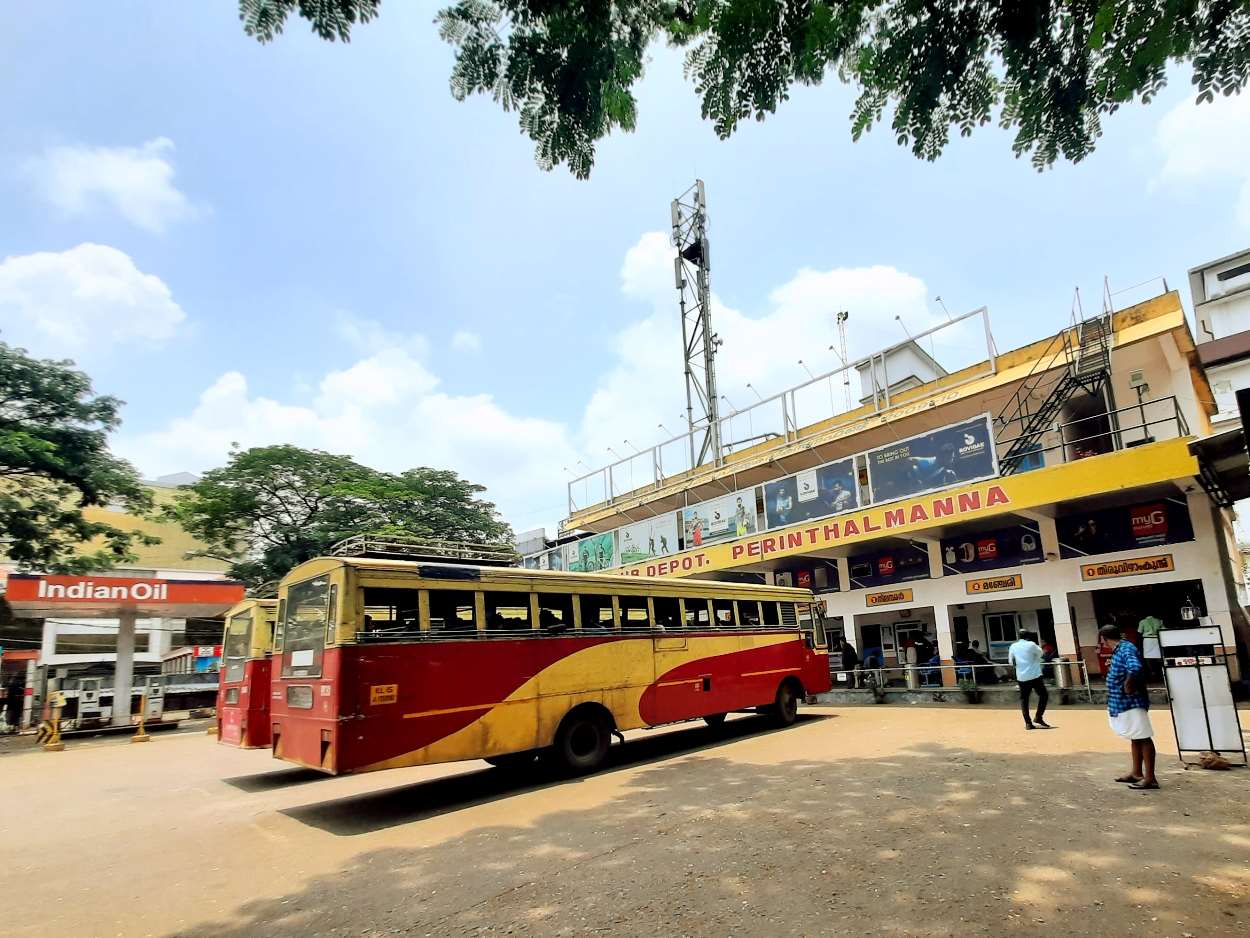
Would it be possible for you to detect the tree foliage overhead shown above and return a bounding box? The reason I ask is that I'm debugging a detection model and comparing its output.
[241,0,1250,177]
[165,444,513,587]
[0,342,156,573]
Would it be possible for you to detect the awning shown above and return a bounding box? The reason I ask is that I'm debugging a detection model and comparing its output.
[1189,428,1250,507]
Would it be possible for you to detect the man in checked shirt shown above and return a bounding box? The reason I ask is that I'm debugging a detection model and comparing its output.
[1100,623,1159,790]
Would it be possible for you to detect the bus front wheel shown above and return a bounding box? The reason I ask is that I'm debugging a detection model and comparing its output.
[553,709,611,775]
[770,680,800,726]
[703,713,727,727]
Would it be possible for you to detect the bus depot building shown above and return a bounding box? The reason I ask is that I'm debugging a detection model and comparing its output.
[550,289,1250,688]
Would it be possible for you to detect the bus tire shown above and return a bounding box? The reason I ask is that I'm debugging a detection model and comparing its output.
[484,750,539,770]
[553,707,611,775]
[703,713,727,727]
[769,679,801,727]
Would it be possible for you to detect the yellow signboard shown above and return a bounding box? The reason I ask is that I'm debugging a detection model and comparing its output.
[617,439,1196,580]
[966,574,1023,595]
[369,684,398,705]
[1080,554,1175,581]
[866,588,913,607]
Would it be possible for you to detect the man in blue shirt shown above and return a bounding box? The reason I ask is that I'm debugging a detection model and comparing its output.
[1008,630,1051,729]
[1100,623,1158,790]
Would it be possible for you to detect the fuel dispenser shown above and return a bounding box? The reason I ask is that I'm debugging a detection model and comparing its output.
[143,676,165,722]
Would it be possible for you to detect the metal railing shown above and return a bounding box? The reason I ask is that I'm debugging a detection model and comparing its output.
[567,307,997,516]
[996,394,1190,470]
[330,534,519,566]
[833,661,1093,701]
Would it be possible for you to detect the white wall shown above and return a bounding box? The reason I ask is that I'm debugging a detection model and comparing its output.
[40,617,174,667]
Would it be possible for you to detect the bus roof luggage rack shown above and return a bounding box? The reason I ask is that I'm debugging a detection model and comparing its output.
[329,533,520,567]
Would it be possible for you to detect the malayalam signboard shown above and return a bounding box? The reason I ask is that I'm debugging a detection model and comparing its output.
[617,513,681,566]
[965,574,1023,595]
[1080,554,1175,581]
[763,457,858,529]
[866,414,998,504]
[681,490,759,549]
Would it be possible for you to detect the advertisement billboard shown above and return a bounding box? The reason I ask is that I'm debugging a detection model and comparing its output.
[681,490,758,548]
[565,532,616,572]
[763,457,858,529]
[865,414,997,503]
[617,513,681,566]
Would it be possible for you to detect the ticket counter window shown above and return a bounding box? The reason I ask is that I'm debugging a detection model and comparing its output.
[985,612,1021,662]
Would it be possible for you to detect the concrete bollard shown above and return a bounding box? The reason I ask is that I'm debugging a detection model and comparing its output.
[131,695,151,744]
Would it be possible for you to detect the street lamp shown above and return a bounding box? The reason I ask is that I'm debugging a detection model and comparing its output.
[720,393,738,412]
[797,359,817,380]
[746,383,764,403]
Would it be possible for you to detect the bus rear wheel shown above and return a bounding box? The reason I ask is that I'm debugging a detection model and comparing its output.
[484,750,539,770]
[703,713,727,727]
[770,680,800,727]
[553,709,611,775]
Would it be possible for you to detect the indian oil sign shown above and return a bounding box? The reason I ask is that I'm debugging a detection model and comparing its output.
[5,574,244,608]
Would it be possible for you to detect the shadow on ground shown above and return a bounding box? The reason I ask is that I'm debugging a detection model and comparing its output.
[283,713,828,836]
[173,721,1250,938]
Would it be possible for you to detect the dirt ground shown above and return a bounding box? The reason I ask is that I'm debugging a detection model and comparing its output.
[1,705,1247,938]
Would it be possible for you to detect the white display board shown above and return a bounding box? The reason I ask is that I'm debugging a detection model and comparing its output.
[1160,626,1247,765]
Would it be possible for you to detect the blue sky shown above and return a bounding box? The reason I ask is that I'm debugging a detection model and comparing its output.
[2,4,1249,533]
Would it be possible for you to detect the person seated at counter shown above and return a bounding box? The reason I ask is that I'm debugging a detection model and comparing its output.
[966,641,998,685]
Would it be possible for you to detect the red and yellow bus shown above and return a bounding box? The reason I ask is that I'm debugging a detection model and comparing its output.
[268,557,830,776]
[217,598,278,748]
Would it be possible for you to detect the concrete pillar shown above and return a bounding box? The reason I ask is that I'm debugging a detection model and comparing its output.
[22,659,35,729]
[112,610,136,727]
[1187,491,1238,648]
[933,603,958,686]
[835,557,851,593]
[1050,592,1078,657]
[925,540,944,580]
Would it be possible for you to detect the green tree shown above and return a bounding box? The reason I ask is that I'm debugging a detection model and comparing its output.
[166,444,513,587]
[0,342,156,573]
[240,0,1250,177]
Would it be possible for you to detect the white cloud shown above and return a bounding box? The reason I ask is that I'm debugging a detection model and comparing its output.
[24,137,199,233]
[117,234,942,532]
[1152,92,1250,229]
[451,329,482,352]
[0,243,187,358]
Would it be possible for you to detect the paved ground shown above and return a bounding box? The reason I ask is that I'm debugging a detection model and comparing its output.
[2,705,1248,937]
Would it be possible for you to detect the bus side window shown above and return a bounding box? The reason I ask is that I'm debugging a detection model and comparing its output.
[780,602,798,627]
[652,597,680,631]
[427,589,476,633]
[578,594,615,630]
[619,595,650,632]
[361,586,421,634]
[683,599,711,630]
[712,598,735,628]
[736,601,762,627]
[761,601,781,627]
[537,593,574,632]
[485,592,531,631]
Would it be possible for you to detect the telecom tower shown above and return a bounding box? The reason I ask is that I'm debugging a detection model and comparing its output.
[672,180,721,468]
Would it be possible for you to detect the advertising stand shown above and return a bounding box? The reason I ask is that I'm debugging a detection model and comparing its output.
[1160,625,1247,766]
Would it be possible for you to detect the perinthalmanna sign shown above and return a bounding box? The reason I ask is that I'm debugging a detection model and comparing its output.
[617,439,1197,580]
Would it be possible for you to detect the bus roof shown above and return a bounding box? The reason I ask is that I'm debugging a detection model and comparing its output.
[279,556,816,601]
[223,597,278,618]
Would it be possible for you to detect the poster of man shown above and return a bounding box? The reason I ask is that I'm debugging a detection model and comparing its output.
[763,458,857,529]
[682,490,759,548]
[866,415,997,503]
[618,513,681,565]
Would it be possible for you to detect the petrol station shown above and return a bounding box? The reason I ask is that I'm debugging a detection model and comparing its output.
[4,573,243,729]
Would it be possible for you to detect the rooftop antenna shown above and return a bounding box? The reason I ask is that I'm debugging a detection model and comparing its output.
[935,296,953,322]
[895,314,915,342]
[672,180,721,467]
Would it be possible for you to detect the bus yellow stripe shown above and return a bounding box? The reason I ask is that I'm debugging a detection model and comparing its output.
[740,667,800,678]
[402,703,493,719]
[656,678,703,688]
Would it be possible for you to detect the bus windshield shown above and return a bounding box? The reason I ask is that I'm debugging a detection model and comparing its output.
[282,576,332,678]
[222,611,252,683]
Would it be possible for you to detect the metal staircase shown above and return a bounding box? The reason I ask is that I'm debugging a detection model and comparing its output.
[996,309,1113,474]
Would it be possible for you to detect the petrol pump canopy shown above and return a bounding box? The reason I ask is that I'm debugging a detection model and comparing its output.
[4,574,245,618]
